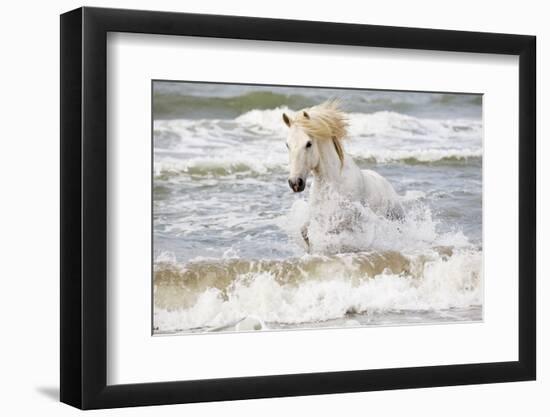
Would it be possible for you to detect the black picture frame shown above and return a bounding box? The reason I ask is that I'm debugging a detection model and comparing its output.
[60,6,536,410]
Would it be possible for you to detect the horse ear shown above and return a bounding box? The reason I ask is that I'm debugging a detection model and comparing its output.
[303,111,310,119]
[282,113,291,127]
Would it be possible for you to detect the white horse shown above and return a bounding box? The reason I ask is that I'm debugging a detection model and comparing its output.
[282,100,403,248]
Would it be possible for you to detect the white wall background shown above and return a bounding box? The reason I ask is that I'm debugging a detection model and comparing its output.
[0,0,545,415]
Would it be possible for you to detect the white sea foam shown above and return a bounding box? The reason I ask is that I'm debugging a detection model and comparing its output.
[347,111,481,139]
[154,249,481,332]
[277,188,469,255]
[233,108,482,144]
[235,107,292,135]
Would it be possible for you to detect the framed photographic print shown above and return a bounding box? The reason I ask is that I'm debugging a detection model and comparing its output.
[60,6,536,409]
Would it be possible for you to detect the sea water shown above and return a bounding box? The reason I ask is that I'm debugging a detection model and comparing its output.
[152,82,483,334]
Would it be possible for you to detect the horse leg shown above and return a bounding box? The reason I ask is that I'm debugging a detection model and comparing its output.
[301,224,311,252]
[386,202,405,222]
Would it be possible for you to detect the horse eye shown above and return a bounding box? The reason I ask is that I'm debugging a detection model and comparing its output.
[306,141,312,148]
[285,143,289,149]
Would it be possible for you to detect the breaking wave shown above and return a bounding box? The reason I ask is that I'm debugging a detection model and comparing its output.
[153,108,482,180]
[152,88,481,120]
[154,248,481,333]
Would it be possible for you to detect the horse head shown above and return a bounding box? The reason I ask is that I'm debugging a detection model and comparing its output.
[282,100,348,192]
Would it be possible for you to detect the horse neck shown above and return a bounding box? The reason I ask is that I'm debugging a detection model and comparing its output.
[312,139,344,185]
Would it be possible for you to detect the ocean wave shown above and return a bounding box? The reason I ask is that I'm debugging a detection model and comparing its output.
[153,91,315,119]
[153,248,481,332]
[153,150,481,181]
[354,149,482,165]
[154,108,482,142]
[347,110,481,139]
[153,108,482,179]
[153,155,282,179]
[231,108,482,140]
[153,85,482,120]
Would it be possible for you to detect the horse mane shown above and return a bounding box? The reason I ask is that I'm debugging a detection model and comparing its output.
[293,100,348,167]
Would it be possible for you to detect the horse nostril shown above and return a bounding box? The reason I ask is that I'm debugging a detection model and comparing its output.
[288,178,304,192]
